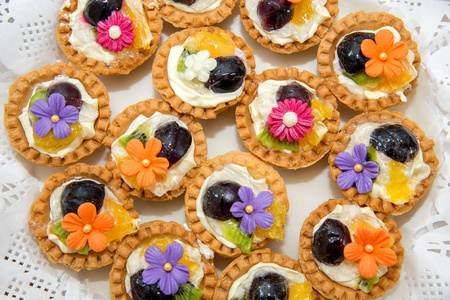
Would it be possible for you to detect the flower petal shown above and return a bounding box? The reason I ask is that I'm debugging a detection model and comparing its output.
[365,59,384,77]
[253,210,274,229]
[371,228,392,248]
[240,214,256,234]
[87,229,108,252]
[126,139,146,161]
[59,104,79,123]
[238,186,254,206]
[344,242,364,262]
[142,265,163,285]
[171,264,190,285]
[337,170,357,190]
[150,157,169,174]
[77,202,97,224]
[335,152,358,171]
[66,230,88,250]
[230,201,245,218]
[92,213,115,232]
[52,121,71,139]
[388,41,409,60]
[144,138,163,158]
[164,242,184,265]
[159,271,180,295]
[48,93,66,115]
[352,144,368,164]
[358,254,378,279]
[33,117,52,137]
[355,172,374,194]
[145,245,165,266]
[383,57,403,78]
[120,159,142,177]
[30,99,51,118]
[61,213,84,232]
[375,29,394,53]
[362,161,380,179]
[136,168,156,187]
[252,191,274,210]
[353,227,374,246]
[360,39,379,59]
[373,247,396,267]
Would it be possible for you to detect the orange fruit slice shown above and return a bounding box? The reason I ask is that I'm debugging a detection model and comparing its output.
[386,161,415,204]
[370,59,416,92]
[123,1,152,50]
[104,198,138,243]
[311,99,333,120]
[292,0,313,26]
[254,200,286,240]
[350,218,376,232]
[188,31,235,58]
[289,281,313,300]
[34,123,82,154]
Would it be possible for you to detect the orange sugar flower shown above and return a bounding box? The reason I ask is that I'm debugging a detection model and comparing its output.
[343,227,396,279]
[119,138,169,188]
[360,29,409,78]
[61,202,114,252]
[287,0,303,3]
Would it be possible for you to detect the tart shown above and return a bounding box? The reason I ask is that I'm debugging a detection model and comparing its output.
[104,99,207,201]
[299,198,404,299]
[57,0,163,75]
[109,220,217,300]
[318,11,421,111]
[185,151,289,258]
[28,163,139,271]
[214,248,324,300]
[240,0,339,53]
[329,111,438,215]
[236,67,340,169]
[152,27,256,119]
[158,0,238,28]
[4,62,110,167]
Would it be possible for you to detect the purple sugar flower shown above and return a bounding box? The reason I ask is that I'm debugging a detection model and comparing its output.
[230,186,274,235]
[30,93,79,139]
[335,144,380,194]
[143,242,190,295]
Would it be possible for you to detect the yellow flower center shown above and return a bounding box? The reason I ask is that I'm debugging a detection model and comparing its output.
[354,164,363,173]
[83,224,92,233]
[365,244,374,253]
[141,159,150,167]
[379,52,388,61]
[51,115,60,123]
[164,263,173,272]
[245,205,254,214]
[282,111,298,128]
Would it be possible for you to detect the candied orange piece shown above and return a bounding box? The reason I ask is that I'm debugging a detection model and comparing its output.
[369,59,415,92]
[104,198,138,243]
[254,200,286,240]
[311,99,333,120]
[188,31,235,58]
[298,126,321,151]
[34,123,82,154]
[289,281,313,300]
[350,218,376,232]
[123,1,152,49]
[386,161,415,204]
[292,0,313,26]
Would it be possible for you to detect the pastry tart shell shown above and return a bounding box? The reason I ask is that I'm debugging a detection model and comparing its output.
[240,0,339,54]
[152,26,256,119]
[28,163,138,271]
[317,11,421,111]
[329,111,439,215]
[298,198,404,300]
[104,99,207,201]
[57,0,163,76]
[184,151,289,258]
[4,62,110,167]
[109,220,218,300]
[236,67,340,169]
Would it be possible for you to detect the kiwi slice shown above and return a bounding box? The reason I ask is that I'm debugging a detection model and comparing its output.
[177,43,198,73]
[118,125,152,148]
[258,128,299,152]
[343,72,381,86]
[174,283,203,300]
[366,146,378,162]
[50,221,89,255]
[28,89,48,123]
[359,275,379,293]
[219,219,254,254]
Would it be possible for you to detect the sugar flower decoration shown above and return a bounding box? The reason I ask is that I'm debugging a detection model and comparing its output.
[183,50,217,82]
[230,186,274,234]
[120,138,169,188]
[61,202,114,252]
[30,93,79,139]
[267,99,315,143]
[335,144,380,194]
[344,227,396,279]
[97,11,135,53]
[143,242,190,295]
[361,29,409,78]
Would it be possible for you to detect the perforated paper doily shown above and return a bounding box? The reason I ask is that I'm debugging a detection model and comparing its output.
[1,0,449,299]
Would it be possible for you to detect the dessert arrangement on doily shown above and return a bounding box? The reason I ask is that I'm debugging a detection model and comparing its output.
[1,0,449,299]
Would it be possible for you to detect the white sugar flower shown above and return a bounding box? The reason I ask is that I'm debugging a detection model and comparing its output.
[183,50,217,82]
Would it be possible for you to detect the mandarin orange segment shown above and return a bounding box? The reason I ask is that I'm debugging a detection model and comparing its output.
[103,199,138,243]
[311,99,333,120]
[34,123,82,154]
[369,59,415,92]
[291,0,313,26]
[298,126,320,151]
[386,161,415,204]
[188,31,235,58]
[350,218,376,232]
[115,155,141,189]
[123,1,152,49]
[288,281,313,300]
[254,200,286,240]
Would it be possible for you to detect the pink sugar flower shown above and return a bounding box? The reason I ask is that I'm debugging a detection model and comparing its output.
[96,11,135,53]
[267,99,315,143]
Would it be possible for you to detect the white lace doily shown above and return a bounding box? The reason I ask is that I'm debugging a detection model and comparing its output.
[0,0,449,299]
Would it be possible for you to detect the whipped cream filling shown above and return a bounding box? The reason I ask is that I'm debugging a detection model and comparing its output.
[246,0,330,45]
[345,122,431,204]
[18,75,98,158]
[196,164,269,248]
[124,238,205,298]
[333,26,417,101]
[228,262,308,299]
[165,0,221,13]
[111,113,196,197]
[312,205,388,289]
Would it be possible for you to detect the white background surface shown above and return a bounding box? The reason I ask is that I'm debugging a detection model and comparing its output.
[0,0,449,299]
